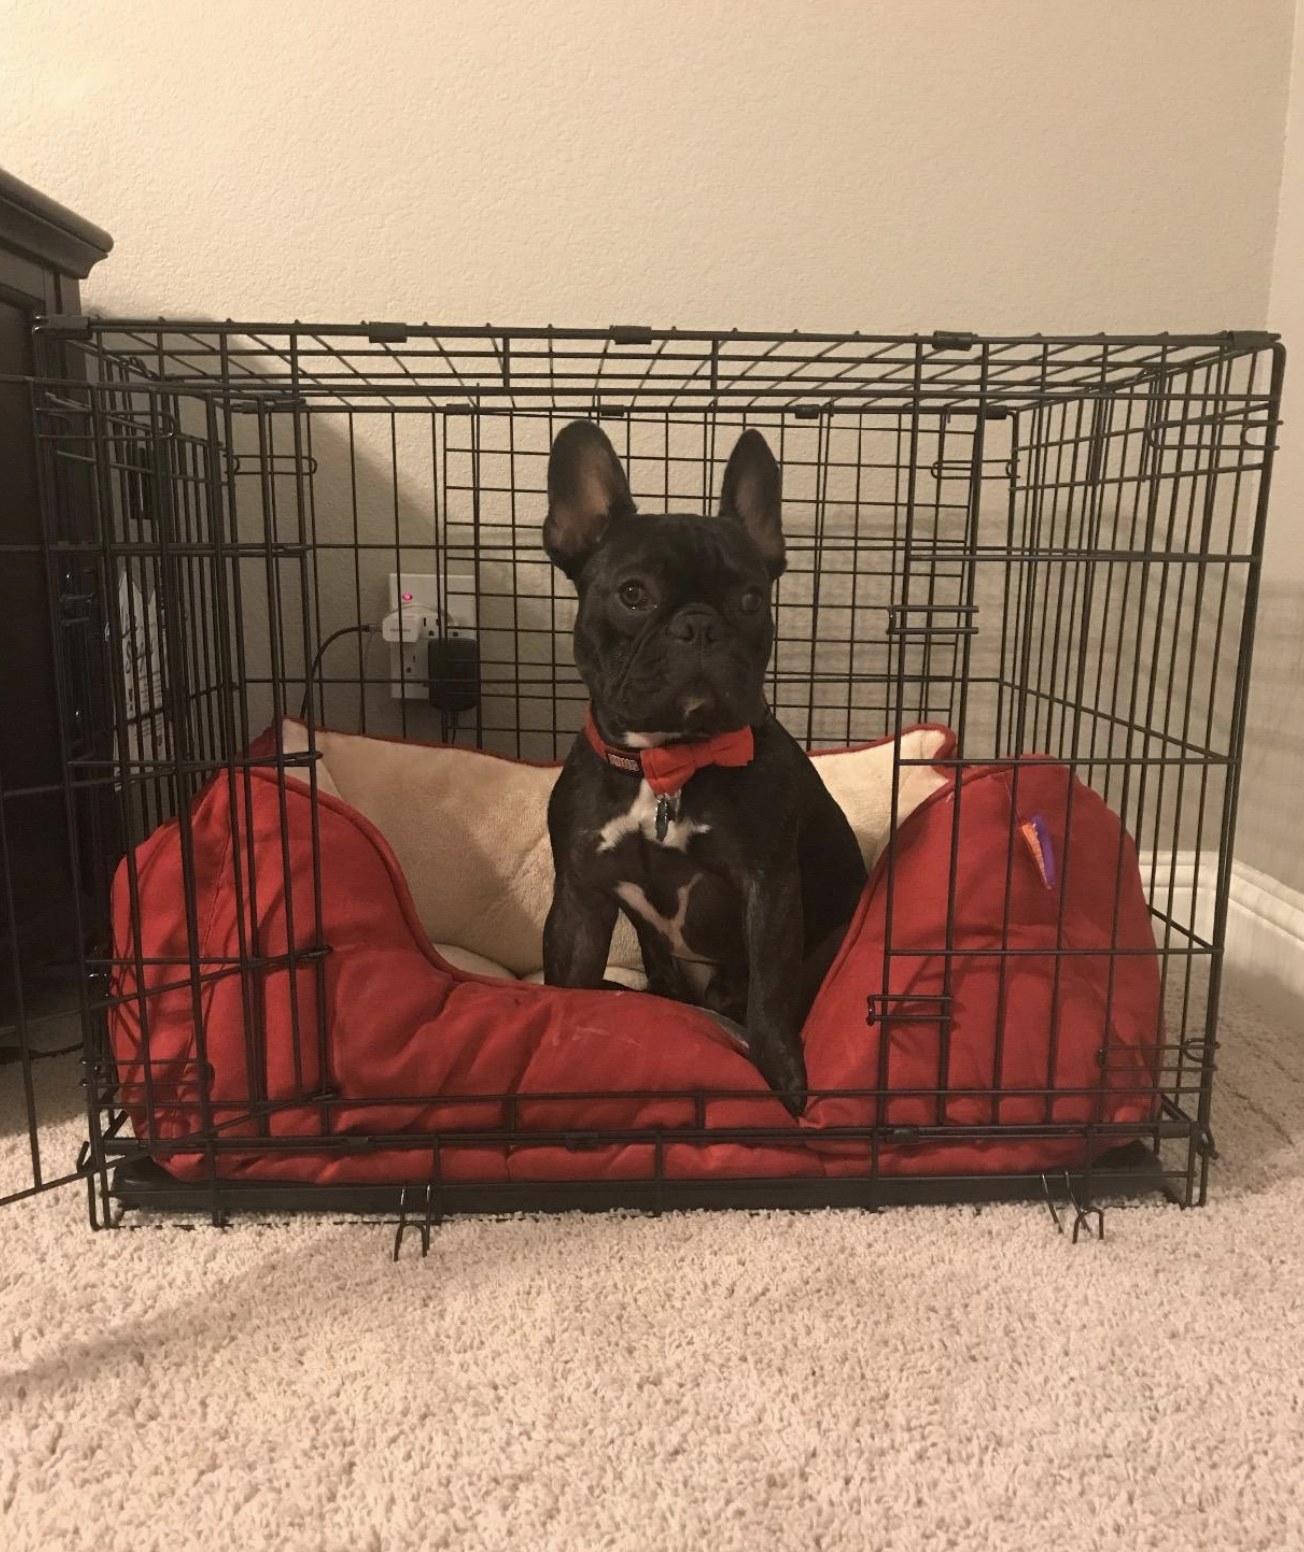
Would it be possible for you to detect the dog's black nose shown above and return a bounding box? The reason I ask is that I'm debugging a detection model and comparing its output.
[666,606,725,645]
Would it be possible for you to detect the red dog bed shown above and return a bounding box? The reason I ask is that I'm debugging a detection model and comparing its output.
[108,724,1161,1187]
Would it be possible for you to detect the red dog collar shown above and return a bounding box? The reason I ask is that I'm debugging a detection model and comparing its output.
[583,706,755,797]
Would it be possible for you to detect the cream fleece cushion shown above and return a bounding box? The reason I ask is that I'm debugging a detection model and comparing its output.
[278,721,949,981]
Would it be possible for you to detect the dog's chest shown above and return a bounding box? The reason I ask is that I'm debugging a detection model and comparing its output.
[588,783,742,962]
[594,782,710,854]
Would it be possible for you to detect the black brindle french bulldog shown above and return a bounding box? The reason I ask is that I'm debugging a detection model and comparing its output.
[541,421,868,1114]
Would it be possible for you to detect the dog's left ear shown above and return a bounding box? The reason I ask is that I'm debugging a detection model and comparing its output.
[719,429,785,578]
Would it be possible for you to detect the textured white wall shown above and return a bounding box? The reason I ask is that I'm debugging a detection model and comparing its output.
[1,0,1300,882]
[1240,0,1304,893]
[1268,2,1304,590]
[0,0,1292,331]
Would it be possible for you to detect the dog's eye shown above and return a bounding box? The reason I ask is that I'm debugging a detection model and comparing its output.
[619,581,652,611]
[738,587,764,615]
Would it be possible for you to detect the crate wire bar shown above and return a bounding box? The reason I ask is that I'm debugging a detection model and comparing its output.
[0,320,1282,1226]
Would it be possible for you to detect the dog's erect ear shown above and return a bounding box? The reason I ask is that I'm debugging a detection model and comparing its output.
[544,421,637,580]
[719,429,785,578]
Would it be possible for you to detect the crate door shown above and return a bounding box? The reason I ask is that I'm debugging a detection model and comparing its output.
[1,376,158,1216]
[2,378,315,1217]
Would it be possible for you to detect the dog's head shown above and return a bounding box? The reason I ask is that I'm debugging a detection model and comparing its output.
[544,421,786,744]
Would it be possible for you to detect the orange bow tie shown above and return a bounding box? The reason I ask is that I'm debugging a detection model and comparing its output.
[583,707,756,796]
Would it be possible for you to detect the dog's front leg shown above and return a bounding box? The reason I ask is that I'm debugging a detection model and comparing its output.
[742,863,809,1116]
[543,870,619,988]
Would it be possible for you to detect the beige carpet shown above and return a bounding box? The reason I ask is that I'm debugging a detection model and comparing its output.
[2,981,1302,1552]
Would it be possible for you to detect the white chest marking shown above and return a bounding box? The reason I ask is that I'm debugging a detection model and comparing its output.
[616,878,712,993]
[596,781,711,853]
[621,730,672,749]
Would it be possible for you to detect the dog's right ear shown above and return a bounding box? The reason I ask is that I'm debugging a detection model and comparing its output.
[544,421,637,581]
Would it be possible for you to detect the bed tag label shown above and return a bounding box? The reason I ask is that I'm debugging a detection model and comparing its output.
[1021,814,1057,889]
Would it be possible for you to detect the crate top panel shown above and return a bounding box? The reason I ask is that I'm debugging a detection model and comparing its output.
[36,318,1280,416]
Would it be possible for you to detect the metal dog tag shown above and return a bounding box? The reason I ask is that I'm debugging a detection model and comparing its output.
[655,796,671,843]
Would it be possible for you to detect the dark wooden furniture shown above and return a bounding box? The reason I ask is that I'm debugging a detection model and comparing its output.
[0,170,112,1045]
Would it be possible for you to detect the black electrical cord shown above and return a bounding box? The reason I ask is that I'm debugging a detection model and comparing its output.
[299,623,377,721]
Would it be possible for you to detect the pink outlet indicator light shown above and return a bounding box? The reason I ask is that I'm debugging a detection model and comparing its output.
[401,591,414,601]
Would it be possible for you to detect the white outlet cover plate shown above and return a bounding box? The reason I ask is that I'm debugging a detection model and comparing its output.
[386,570,476,699]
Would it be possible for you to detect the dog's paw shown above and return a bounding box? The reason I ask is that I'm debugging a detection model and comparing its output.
[777,1082,809,1119]
[752,1042,809,1118]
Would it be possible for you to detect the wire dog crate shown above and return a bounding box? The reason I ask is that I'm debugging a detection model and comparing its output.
[0,319,1283,1234]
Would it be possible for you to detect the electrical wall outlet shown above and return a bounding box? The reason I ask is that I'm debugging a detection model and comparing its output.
[386,571,476,699]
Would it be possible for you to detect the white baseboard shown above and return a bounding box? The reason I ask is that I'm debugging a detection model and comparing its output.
[1145,850,1304,1003]
[1224,859,1304,1003]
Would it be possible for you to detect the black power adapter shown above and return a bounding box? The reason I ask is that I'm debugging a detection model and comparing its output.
[427,634,480,718]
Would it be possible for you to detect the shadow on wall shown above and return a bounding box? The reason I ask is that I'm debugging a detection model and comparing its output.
[184,401,996,762]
